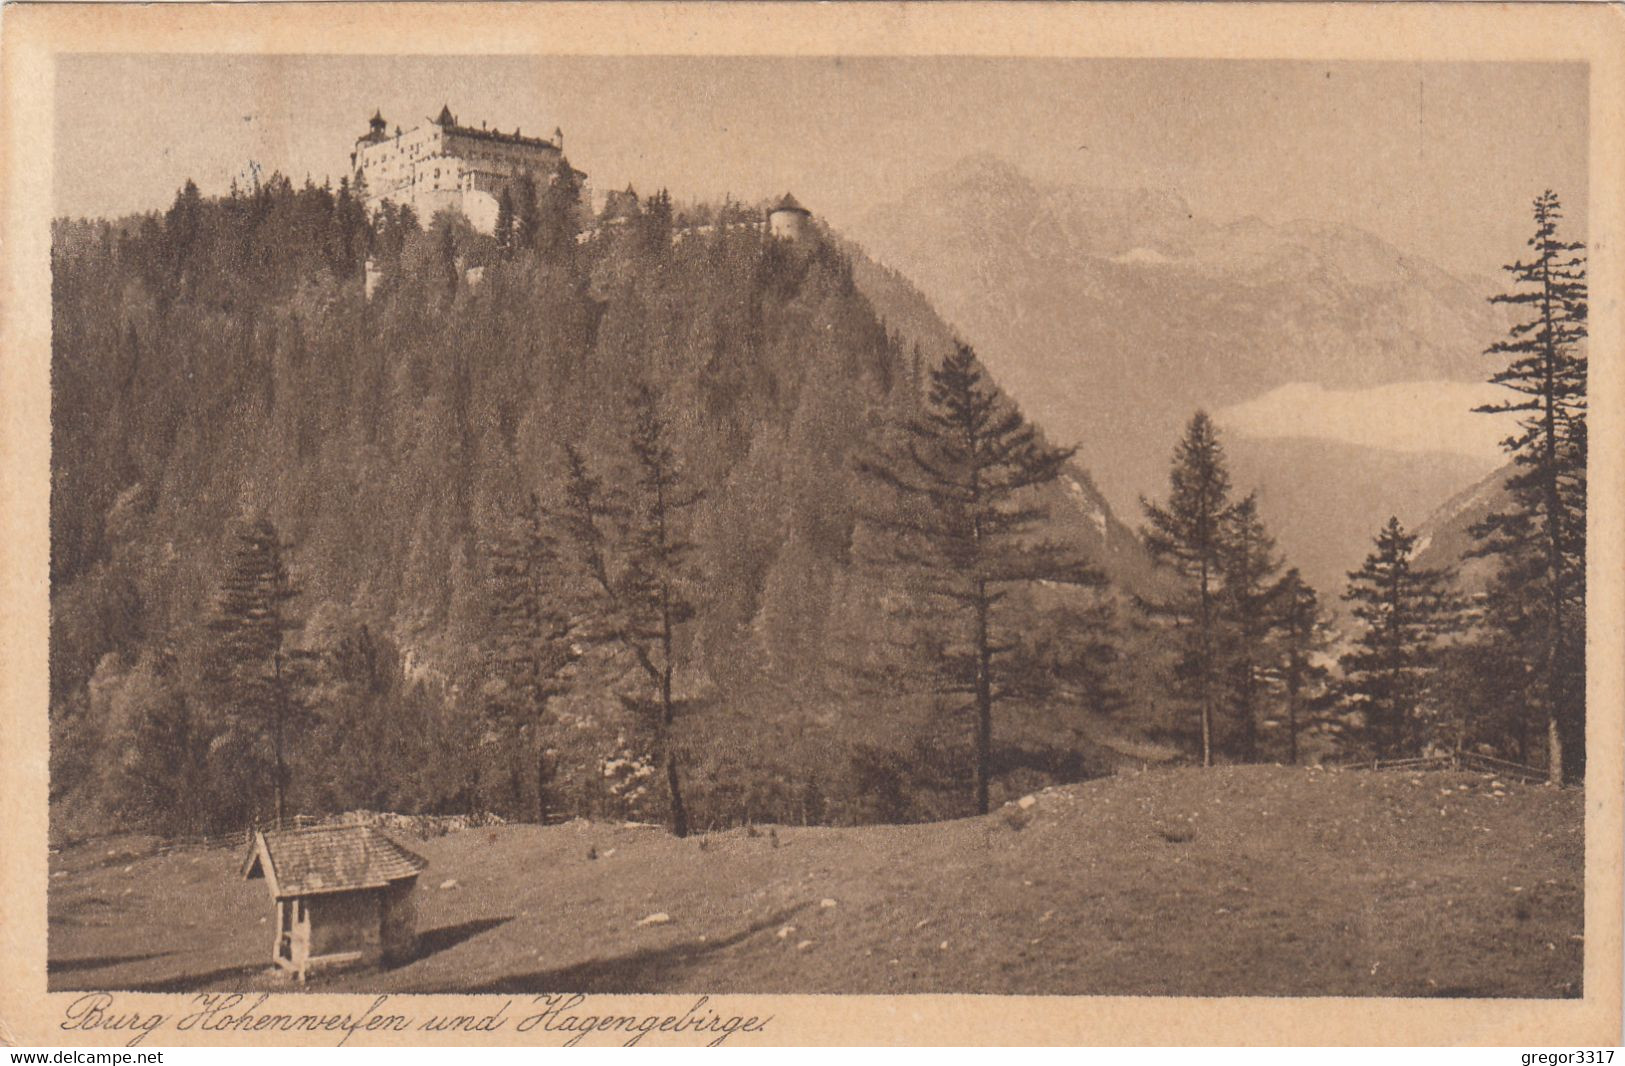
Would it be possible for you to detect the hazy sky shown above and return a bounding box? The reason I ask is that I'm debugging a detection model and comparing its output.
[55,55,1587,279]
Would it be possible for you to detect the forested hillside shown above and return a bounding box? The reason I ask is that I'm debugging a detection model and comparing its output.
[1411,465,1515,594]
[49,176,1142,838]
[48,168,1589,841]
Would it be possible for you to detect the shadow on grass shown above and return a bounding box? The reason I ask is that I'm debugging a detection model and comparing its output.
[465,903,811,994]
[48,952,174,974]
[119,964,270,993]
[59,918,517,993]
[408,916,515,966]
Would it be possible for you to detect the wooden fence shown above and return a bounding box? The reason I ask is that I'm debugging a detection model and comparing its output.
[150,809,514,854]
[153,826,255,854]
[1367,750,1549,784]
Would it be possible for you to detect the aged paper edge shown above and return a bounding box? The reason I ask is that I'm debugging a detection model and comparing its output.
[2,1,1621,1047]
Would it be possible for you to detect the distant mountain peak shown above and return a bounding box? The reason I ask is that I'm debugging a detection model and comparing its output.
[921,153,1194,226]
[934,151,1036,190]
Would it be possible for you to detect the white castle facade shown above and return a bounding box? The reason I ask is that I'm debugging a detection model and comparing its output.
[351,106,816,245]
[351,105,584,234]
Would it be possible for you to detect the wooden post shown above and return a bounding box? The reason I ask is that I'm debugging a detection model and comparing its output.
[274,899,285,967]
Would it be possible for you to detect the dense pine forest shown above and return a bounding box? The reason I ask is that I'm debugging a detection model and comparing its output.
[48,169,1587,841]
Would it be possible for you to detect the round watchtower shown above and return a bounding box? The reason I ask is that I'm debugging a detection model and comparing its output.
[768,193,813,241]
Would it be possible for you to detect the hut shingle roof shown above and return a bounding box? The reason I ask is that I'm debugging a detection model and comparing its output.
[242,825,427,898]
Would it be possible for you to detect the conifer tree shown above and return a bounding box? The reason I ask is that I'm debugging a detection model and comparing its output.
[1140,411,1233,766]
[494,188,515,259]
[332,175,370,279]
[514,173,541,251]
[304,622,401,813]
[110,646,209,835]
[204,518,314,828]
[484,492,579,823]
[1472,190,1587,785]
[638,188,674,254]
[856,343,1104,815]
[539,156,584,259]
[164,179,204,280]
[1017,597,1123,719]
[555,385,702,837]
[1216,493,1282,761]
[1341,517,1462,759]
[438,222,459,304]
[1268,568,1336,765]
[1436,618,1538,763]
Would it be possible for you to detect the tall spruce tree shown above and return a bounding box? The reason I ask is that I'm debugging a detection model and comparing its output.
[437,222,459,303]
[1472,190,1587,785]
[1268,568,1337,765]
[332,176,369,280]
[494,187,515,259]
[204,518,313,828]
[856,344,1104,815]
[538,156,584,261]
[1437,617,1539,763]
[514,173,541,251]
[1140,411,1233,766]
[1216,493,1282,761]
[1341,517,1462,759]
[484,492,579,823]
[110,646,209,835]
[555,385,702,837]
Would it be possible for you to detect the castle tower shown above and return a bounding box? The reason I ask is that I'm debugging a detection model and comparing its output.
[351,109,390,169]
[768,193,812,241]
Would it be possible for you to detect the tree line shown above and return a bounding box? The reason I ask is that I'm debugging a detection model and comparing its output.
[1131,190,1586,783]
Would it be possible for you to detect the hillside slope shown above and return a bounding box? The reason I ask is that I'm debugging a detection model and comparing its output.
[846,236,1163,595]
[1411,464,1516,593]
[1225,438,1499,602]
[49,765,1582,999]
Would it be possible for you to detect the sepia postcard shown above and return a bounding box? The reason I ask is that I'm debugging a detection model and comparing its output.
[2,1,1622,1048]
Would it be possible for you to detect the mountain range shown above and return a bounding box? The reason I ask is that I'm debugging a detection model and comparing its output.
[845,153,1513,598]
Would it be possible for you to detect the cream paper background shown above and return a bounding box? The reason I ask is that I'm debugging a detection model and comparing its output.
[2,2,1621,1046]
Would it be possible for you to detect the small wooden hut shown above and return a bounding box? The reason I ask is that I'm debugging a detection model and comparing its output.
[241,824,428,980]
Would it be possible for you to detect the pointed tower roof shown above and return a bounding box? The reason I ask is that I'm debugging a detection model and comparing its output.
[435,104,456,127]
[771,193,810,216]
[370,109,386,126]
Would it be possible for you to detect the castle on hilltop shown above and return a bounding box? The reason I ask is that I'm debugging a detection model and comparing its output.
[351,105,585,234]
[351,106,818,245]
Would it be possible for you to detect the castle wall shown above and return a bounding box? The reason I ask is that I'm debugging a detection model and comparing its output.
[355,122,447,206]
[462,190,501,234]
